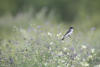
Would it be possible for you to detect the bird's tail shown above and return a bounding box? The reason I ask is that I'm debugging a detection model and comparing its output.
[62,37,64,40]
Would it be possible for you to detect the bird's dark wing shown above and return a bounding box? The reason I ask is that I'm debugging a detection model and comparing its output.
[62,29,70,40]
[64,29,70,36]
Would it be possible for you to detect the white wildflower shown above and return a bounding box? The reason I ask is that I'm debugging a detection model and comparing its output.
[44,62,48,66]
[88,55,93,59]
[84,63,89,67]
[83,59,86,62]
[20,28,29,38]
[63,47,67,51]
[66,64,70,67]
[67,52,70,55]
[48,32,52,36]
[91,48,95,53]
[75,56,80,60]
[61,60,65,63]
[58,51,63,56]
[50,42,53,45]
[57,32,62,37]
[81,45,87,49]
[81,62,89,67]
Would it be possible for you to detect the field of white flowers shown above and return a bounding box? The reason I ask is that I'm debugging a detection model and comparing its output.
[0,10,100,67]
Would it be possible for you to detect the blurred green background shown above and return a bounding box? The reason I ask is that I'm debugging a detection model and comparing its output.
[0,0,100,21]
[0,0,100,67]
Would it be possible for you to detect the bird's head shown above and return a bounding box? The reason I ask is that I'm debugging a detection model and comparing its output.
[69,27,74,29]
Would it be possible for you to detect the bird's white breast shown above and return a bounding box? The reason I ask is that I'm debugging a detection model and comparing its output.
[66,29,73,37]
[69,29,73,34]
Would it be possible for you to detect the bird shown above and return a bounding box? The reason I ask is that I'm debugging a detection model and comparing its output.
[62,27,74,40]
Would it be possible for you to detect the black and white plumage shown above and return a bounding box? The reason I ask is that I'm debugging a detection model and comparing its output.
[62,27,74,40]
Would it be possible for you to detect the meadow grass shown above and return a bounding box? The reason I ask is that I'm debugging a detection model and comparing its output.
[0,11,100,67]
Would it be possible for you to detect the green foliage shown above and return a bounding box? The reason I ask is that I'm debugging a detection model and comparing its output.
[0,0,100,21]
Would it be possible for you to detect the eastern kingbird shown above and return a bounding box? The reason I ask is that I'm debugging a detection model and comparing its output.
[62,27,74,40]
